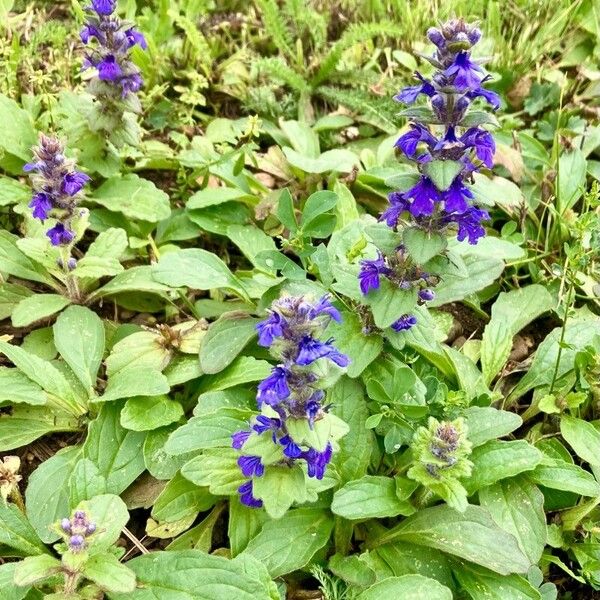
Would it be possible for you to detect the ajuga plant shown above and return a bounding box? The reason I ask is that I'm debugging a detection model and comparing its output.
[13,504,136,596]
[231,294,350,517]
[79,0,147,147]
[357,18,499,332]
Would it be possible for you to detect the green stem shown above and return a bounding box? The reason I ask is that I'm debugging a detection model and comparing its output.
[549,273,575,395]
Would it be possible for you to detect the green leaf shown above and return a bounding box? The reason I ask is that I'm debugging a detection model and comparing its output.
[121,395,183,431]
[481,286,554,385]
[226,225,277,269]
[528,459,600,496]
[0,367,46,406]
[252,464,307,519]
[13,554,61,586]
[276,188,297,232]
[463,406,523,447]
[90,174,170,222]
[198,356,272,393]
[53,306,104,394]
[0,231,54,286]
[165,410,247,454]
[105,331,170,376]
[11,294,70,327]
[151,473,215,523]
[83,403,146,494]
[364,279,417,329]
[153,249,249,300]
[180,449,246,495]
[109,551,278,600]
[452,561,542,600]
[25,445,81,544]
[284,148,358,174]
[0,340,85,416]
[187,187,257,209]
[557,149,587,213]
[90,266,171,299]
[403,228,447,264]
[0,175,30,206]
[243,508,333,577]
[332,476,414,520]
[375,504,531,575]
[68,458,107,506]
[83,553,136,594]
[0,501,49,556]
[423,160,463,191]
[228,498,268,557]
[357,575,453,600]
[199,313,259,374]
[0,282,33,321]
[465,440,542,495]
[560,415,600,466]
[0,562,34,600]
[78,494,130,551]
[100,366,170,403]
[301,190,338,229]
[0,94,37,171]
[479,476,546,565]
[330,378,373,482]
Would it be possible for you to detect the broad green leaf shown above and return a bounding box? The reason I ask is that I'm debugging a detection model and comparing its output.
[53,306,104,394]
[0,562,34,600]
[0,175,30,206]
[197,356,271,393]
[0,340,85,416]
[364,279,417,329]
[90,266,171,299]
[375,504,530,575]
[301,190,338,229]
[121,395,183,431]
[11,294,70,327]
[423,159,463,191]
[0,367,46,405]
[480,286,554,385]
[165,410,247,454]
[465,440,542,494]
[153,248,249,300]
[284,147,358,173]
[25,445,81,544]
[73,255,124,279]
[330,378,373,482]
[333,181,359,230]
[199,313,259,374]
[253,465,307,519]
[0,231,54,286]
[470,173,524,211]
[68,458,107,506]
[403,227,447,264]
[280,120,320,156]
[358,575,452,600]
[243,508,333,577]
[332,476,414,520]
[187,187,257,209]
[13,554,61,586]
[528,459,600,496]
[143,426,194,480]
[452,561,542,600]
[90,174,170,222]
[99,366,170,403]
[557,149,587,213]
[78,494,129,551]
[151,473,215,523]
[463,406,523,447]
[0,282,33,321]
[227,225,277,269]
[0,94,37,170]
[108,550,278,600]
[560,415,600,466]
[180,449,246,495]
[228,498,268,557]
[0,501,49,556]
[105,330,170,376]
[479,477,546,565]
[83,403,146,494]
[276,188,297,232]
[83,553,136,594]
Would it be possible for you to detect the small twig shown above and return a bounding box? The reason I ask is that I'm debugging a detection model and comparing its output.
[121,527,149,558]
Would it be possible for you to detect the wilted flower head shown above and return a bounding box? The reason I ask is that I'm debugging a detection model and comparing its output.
[0,456,22,502]
[232,294,349,508]
[25,135,89,247]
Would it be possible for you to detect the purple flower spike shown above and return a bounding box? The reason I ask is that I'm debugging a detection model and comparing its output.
[98,55,122,81]
[237,455,264,478]
[256,312,285,347]
[444,51,483,91]
[394,72,435,104]
[231,430,251,450]
[296,336,349,367]
[308,295,341,322]
[304,443,333,480]
[405,176,441,217]
[62,172,90,196]
[47,223,75,247]
[358,252,391,295]
[396,123,438,157]
[256,366,291,406]
[125,28,147,49]
[443,179,474,214]
[238,481,263,508]
[29,192,53,220]
[391,314,418,332]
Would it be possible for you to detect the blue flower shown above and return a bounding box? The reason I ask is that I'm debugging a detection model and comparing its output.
[62,172,90,196]
[252,415,282,435]
[443,179,473,214]
[305,390,324,429]
[394,72,435,104]
[280,435,303,458]
[304,443,333,480]
[396,123,437,157]
[125,28,147,49]
[256,312,285,347]
[296,336,349,367]
[256,366,291,406]
[391,314,418,332]
[47,223,74,247]
[308,295,341,322]
[237,455,264,477]
[231,430,251,450]
[29,192,53,220]
[460,127,496,168]
[446,206,489,244]
[98,55,122,81]
[80,24,101,43]
[358,252,390,295]
[90,0,116,15]
[120,72,143,96]
[468,86,500,110]
[238,481,263,508]
[444,51,483,91]
[419,289,436,301]
[405,176,441,217]
[380,192,409,228]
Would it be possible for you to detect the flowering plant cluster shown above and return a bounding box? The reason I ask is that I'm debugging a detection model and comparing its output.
[386,18,497,244]
[80,0,147,144]
[231,295,349,511]
[408,416,473,512]
[25,134,90,248]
